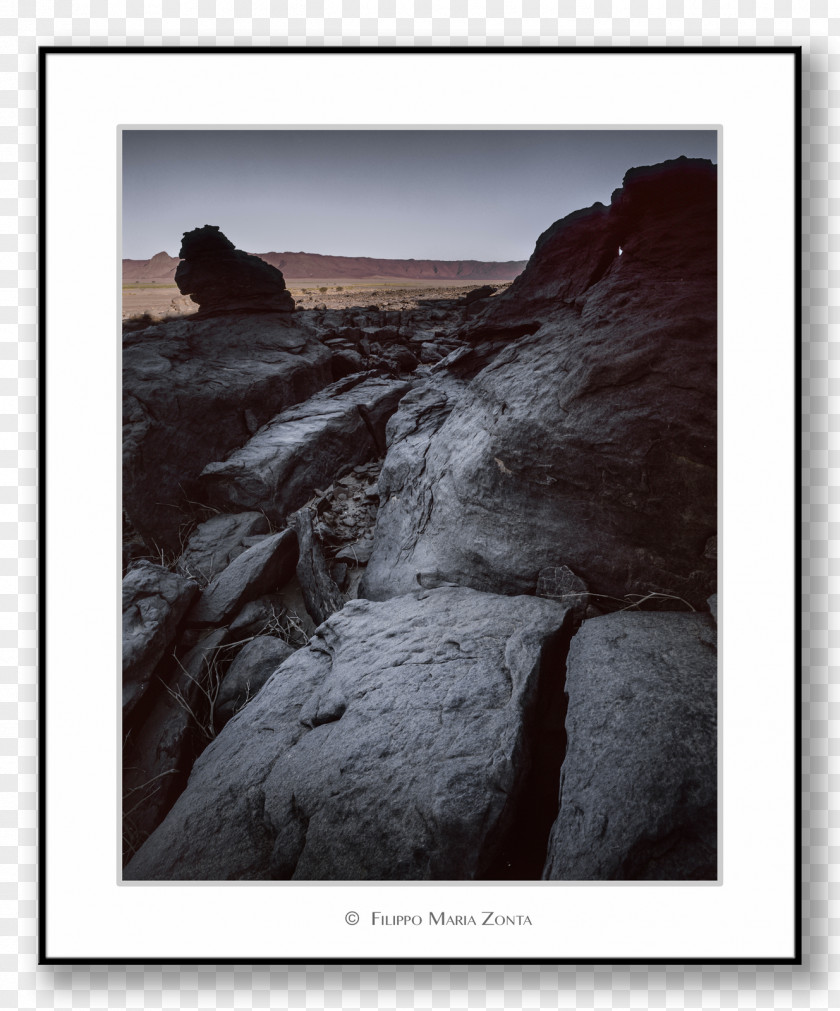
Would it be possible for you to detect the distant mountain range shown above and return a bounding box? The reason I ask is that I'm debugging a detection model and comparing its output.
[122,250,527,283]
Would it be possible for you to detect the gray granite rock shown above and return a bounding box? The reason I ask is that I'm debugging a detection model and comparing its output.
[188,529,298,626]
[122,561,198,720]
[215,635,296,729]
[543,610,717,880]
[124,586,570,881]
[357,372,467,600]
[198,373,411,525]
[228,593,286,638]
[176,512,269,586]
[123,313,332,550]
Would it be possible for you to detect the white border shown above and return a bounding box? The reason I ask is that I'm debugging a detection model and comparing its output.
[44,50,796,962]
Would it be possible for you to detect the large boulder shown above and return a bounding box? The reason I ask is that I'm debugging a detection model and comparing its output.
[174,225,295,316]
[122,561,198,721]
[123,313,332,550]
[543,610,717,880]
[362,158,717,608]
[124,587,571,881]
[198,373,411,526]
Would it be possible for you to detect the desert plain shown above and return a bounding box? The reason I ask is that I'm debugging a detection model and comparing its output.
[122,277,513,319]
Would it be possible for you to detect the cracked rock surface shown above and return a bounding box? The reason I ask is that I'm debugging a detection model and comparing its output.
[124,587,570,881]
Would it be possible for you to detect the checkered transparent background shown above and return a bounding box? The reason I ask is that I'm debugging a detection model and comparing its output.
[3,1,835,1007]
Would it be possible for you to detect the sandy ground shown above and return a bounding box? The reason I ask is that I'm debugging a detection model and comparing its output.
[122,278,514,319]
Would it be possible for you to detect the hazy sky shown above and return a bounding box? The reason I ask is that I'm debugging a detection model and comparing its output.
[122,129,717,262]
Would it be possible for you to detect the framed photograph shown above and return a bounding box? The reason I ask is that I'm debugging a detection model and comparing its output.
[41,46,800,964]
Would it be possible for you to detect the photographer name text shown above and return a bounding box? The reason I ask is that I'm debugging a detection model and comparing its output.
[370,911,532,927]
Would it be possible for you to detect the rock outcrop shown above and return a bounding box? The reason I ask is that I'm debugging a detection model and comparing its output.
[362,157,717,608]
[122,159,718,883]
[123,626,228,860]
[198,374,411,526]
[124,588,571,881]
[122,561,198,721]
[175,511,270,585]
[543,610,717,880]
[123,313,332,551]
[174,225,295,316]
[355,372,468,598]
[187,529,298,627]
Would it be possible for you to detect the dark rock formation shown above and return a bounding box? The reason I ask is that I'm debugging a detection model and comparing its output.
[123,313,332,551]
[543,610,717,880]
[122,561,198,721]
[464,285,497,305]
[329,348,366,379]
[535,565,589,620]
[288,508,346,626]
[362,157,717,608]
[227,593,286,638]
[198,374,411,526]
[174,225,295,316]
[214,635,296,729]
[124,588,570,881]
[122,158,719,884]
[175,511,269,586]
[356,372,467,600]
[187,529,298,627]
[123,626,228,860]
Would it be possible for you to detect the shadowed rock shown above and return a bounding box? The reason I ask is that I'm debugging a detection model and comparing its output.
[464,284,497,304]
[535,565,589,620]
[122,561,198,721]
[123,313,332,551]
[198,374,411,526]
[288,507,346,627]
[543,610,717,880]
[123,626,228,860]
[188,529,299,627]
[214,635,296,729]
[175,225,295,316]
[176,511,269,586]
[362,158,717,608]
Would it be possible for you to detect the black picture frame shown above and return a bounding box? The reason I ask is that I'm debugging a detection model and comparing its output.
[39,45,801,965]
